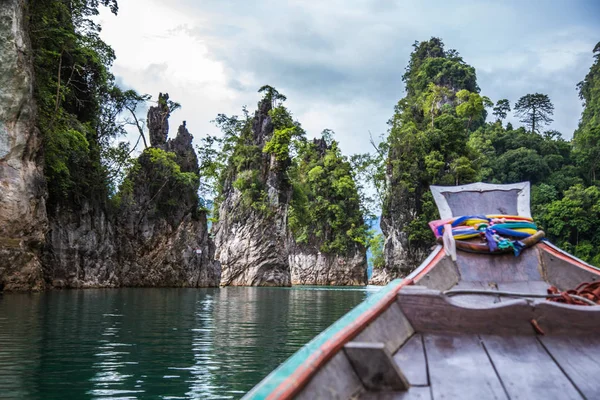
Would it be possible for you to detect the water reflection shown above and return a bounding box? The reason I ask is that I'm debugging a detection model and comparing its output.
[187,293,220,399]
[88,313,138,398]
[0,293,42,399]
[0,286,375,399]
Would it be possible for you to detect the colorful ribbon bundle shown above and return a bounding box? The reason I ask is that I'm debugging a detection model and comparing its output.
[429,215,539,256]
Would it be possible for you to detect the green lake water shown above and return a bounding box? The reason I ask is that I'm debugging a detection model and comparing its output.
[0,286,378,399]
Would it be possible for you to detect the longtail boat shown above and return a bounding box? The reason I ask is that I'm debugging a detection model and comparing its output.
[244,182,600,400]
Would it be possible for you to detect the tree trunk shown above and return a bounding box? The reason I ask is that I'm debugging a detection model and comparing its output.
[126,106,149,148]
[54,48,64,114]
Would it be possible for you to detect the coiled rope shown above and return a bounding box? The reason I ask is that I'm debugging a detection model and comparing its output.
[547,282,600,306]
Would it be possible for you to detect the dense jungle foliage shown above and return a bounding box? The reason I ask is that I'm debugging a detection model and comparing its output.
[198,89,369,255]
[368,38,600,268]
[288,136,368,253]
[29,0,191,216]
[26,0,600,269]
[114,147,200,218]
[30,0,156,208]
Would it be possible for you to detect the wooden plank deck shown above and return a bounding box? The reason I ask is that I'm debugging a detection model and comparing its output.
[481,335,582,399]
[360,386,431,400]
[392,334,428,386]
[357,286,600,399]
[424,333,507,400]
[539,335,600,399]
[361,332,598,399]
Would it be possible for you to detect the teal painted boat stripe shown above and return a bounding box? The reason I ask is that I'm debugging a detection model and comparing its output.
[243,279,405,399]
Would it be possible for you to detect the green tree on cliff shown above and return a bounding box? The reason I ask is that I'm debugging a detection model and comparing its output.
[30,0,146,204]
[514,93,555,133]
[456,89,493,132]
[573,42,600,181]
[492,99,511,121]
[381,38,484,271]
[288,135,368,253]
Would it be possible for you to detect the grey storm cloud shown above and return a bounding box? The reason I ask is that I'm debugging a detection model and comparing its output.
[171,0,599,139]
[102,0,600,157]
[182,6,409,105]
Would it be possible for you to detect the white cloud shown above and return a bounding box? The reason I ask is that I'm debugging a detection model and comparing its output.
[97,0,600,154]
[97,0,252,150]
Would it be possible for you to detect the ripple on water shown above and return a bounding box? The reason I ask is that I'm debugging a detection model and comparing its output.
[0,286,374,399]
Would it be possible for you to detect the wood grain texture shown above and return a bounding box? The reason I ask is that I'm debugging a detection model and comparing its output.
[534,302,600,335]
[540,248,600,290]
[539,335,600,399]
[455,247,542,283]
[398,286,600,335]
[481,335,582,400]
[413,256,459,291]
[442,189,520,217]
[451,280,500,305]
[424,333,507,400]
[430,182,530,219]
[344,342,409,392]
[360,386,432,400]
[353,301,414,354]
[397,286,536,335]
[496,280,549,295]
[393,334,428,386]
[295,351,363,400]
[496,281,549,303]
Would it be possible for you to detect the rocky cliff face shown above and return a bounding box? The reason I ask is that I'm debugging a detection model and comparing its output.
[216,194,290,286]
[368,267,397,286]
[380,164,429,277]
[41,95,220,289]
[0,1,217,291]
[213,98,292,286]
[117,109,219,287]
[381,38,481,277]
[380,209,427,278]
[0,0,47,291]
[286,137,368,286]
[44,203,118,288]
[148,93,170,147]
[288,242,367,285]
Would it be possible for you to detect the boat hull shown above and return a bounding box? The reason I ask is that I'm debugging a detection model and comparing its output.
[244,242,600,399]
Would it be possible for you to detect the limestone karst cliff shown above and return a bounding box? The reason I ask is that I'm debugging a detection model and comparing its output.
[44,93,220,289]
[116,94,219,287]
[213,96,292,286]
[381,38,481,277]
[0,0,364,290]
[287,138,367,286]
[288,245,367,285]
[368,267,395,286]
[0,0,47,291]
[212,91,369,287]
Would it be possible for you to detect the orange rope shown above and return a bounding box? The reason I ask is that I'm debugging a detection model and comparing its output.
[547,282,600,306]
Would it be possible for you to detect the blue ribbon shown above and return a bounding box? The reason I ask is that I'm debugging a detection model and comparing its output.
[485,229,497,252]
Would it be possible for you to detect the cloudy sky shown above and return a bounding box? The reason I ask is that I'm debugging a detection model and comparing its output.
[98,0,600,156]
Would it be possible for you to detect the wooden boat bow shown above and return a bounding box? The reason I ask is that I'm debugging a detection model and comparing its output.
[244,182,600,400]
